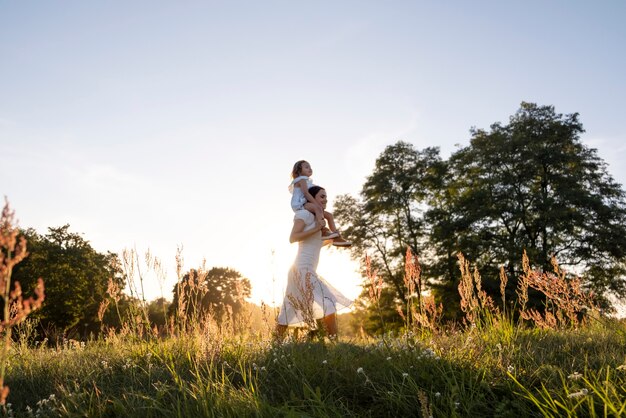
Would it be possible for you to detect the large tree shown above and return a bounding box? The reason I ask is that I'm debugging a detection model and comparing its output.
[334,142,444,329]
[337,103,626,326]
[12,225,123,335]
[437,102,626,305]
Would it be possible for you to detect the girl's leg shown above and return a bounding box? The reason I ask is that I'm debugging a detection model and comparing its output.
[304,202,324,222]
[324,211,338,232]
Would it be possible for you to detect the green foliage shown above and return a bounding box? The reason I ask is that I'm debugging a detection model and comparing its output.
[11,225,123,336]
[441,102,626,305]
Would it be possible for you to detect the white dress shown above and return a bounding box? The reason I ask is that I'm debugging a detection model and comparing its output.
[289,175,313,212]
[277,210,352,327]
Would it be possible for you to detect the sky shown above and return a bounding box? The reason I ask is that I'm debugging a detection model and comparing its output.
[1,1,625,306]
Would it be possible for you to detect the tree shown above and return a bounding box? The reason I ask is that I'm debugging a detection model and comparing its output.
[337,103,626,325]
[11,225,123,335]
[334,142,444,330]
[169,267,251,329]
[146,297,170,329]
[432,102,626,309]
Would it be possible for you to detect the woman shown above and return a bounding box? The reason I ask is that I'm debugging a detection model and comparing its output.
[275,185,352,339]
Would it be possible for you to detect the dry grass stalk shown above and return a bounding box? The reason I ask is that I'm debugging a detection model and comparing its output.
[411,295,443,331]
[366,255,382,304]
[499,266,508,309]
[401,248,442,331]
[457,252,497,325]
[286,269,317,330]
[404,247,421,300]
[417,389,433,418]
[0,199,45,405]
[518,251,595,329]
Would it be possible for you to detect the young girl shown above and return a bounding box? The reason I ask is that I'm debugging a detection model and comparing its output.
[289,160,351,247]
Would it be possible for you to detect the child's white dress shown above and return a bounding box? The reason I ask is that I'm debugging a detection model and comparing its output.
[289,175,313,212]
[277,210,352,327]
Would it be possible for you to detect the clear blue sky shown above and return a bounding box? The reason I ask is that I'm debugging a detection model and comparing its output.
[2,1,625,304]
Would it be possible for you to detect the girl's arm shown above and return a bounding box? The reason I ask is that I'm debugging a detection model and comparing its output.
[297,179,323,210]
[290,218,323,243]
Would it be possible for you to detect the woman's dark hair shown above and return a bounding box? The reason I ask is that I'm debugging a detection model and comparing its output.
[308,185,325,198]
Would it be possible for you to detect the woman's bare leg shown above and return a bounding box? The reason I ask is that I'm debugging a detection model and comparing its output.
[274,324,287,341]
[322,313,338,338]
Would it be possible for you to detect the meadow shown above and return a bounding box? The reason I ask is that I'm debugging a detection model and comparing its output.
[2,204,626,417]
[2,314,626,417]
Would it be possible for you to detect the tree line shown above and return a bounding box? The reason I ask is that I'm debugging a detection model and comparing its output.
[9,226,251,339]
[335,102,626,332]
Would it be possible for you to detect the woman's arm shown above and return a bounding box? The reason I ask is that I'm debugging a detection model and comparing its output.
[289,218,323,243]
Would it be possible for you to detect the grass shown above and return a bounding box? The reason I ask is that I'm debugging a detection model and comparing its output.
[1,318,625,417]
[2,200,626,417]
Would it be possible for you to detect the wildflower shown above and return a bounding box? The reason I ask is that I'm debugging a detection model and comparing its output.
[568,388,588,398]
[260,366,266,372]
[402,372,409,378]
[568,372,583,380]
[386,356,392,361]
[423,348,435,358]
[507,365,515,373]
[357,367,364,374]
[435,392,441,397]
[617,364,626,371]
[322,360,327,365]
[496,343,502,351]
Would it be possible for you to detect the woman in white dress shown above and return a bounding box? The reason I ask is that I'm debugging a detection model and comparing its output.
[275,185,352,339]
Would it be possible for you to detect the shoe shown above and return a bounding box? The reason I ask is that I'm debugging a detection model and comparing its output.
[332,236,352,247]
[321,227,339,240]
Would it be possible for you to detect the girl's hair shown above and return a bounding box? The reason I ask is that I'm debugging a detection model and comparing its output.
[308,185,325,198]
[291,160,308,179]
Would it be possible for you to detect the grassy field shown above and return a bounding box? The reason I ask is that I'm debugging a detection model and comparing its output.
[2,205,626,417]
[2,315,626,418]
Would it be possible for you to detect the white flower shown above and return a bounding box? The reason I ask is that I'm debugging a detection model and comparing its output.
[568,388,588,398]
[568,372,582,380]
[357,367,364,374]
[435,392,441,397]
[507,365,515,373]
[322,360,327,365]
[261,366,266,372]
[386,356,392,361]
[273,358,278,363]
[402,373,409,378]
